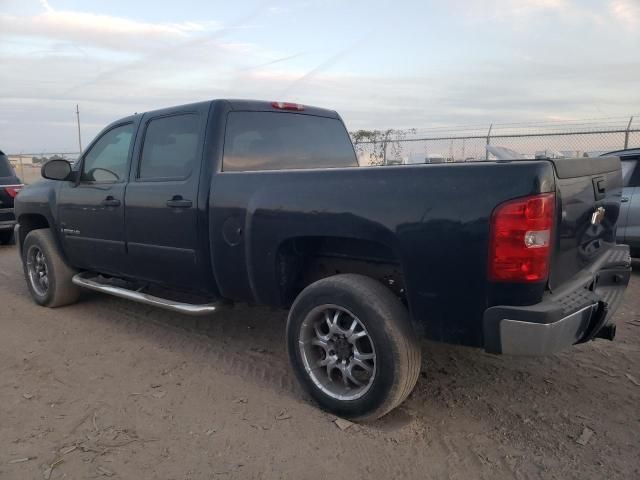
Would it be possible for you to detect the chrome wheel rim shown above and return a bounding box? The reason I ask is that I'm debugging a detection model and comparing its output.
[298,305,377,401]
[27,246,49,297]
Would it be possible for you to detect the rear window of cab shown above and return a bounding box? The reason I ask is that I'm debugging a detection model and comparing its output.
[222,112,357,172]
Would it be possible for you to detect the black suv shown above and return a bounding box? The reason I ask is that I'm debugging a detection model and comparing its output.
[0,150,23,244]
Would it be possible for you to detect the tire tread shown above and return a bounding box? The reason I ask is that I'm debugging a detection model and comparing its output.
[22,228,80,308]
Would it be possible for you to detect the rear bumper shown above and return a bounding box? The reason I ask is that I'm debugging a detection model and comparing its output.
[0,222,15,231]
[0,207,16,231]
[483,244,631,355]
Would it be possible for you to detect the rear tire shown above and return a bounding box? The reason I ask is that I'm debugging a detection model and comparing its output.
[286,274,421,421]
[22,229,81,307]
[0,230,14,245]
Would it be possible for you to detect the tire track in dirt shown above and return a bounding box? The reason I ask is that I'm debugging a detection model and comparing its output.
[79,297,299,397]
[1,249,298,398]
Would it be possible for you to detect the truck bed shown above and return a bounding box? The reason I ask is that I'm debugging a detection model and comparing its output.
[210,160,559,347]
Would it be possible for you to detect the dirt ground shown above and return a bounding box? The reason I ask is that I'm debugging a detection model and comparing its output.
[0,244,639,480]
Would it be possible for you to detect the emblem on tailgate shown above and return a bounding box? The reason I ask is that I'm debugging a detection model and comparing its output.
[591,207,606,225]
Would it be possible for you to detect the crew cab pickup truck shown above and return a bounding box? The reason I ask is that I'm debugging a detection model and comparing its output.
[14,100,631,420]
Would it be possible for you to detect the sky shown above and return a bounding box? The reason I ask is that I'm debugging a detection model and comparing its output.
[0,0,639,153]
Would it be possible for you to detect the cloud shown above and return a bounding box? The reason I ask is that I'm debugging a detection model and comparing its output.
[0,0,638,154]
[610,0,640,27]
[458,0,568,20]
[5,50,637,148]
[500,0,567,14]
[280,30,373,97]
[0,10,222,52]
[39,0,54,13]
[456,0,611,27]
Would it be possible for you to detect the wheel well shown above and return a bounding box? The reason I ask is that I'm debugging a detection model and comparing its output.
[18,214,50,249]
[276,236,406,306]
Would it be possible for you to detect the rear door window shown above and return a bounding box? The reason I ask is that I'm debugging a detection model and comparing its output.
[138,114,200,181]
[223,112,357,171]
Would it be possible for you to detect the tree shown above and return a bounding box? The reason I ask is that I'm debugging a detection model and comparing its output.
[350,128,417,166]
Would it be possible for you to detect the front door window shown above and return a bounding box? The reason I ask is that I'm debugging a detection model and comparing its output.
[81,124,135,183]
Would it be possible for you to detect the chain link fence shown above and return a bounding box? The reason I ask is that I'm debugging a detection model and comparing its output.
[7,152,79,184]
[352,115,639,166]
[7,116,640,179]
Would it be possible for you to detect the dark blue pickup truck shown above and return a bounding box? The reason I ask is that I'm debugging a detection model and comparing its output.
[14,100,631,419]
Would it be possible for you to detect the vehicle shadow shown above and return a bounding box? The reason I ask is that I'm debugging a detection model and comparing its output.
[75,286,632,434]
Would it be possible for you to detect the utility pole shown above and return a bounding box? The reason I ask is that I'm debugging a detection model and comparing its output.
[485,123,493,160]
[75,104,83,153]
[624,116,634,150]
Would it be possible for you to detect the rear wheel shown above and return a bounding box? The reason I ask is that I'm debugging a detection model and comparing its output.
[22,229,81,307]
[287,274,421,421]
[0,230,14,245]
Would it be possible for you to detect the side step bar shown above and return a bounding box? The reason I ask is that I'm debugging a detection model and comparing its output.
[72,272,221,316]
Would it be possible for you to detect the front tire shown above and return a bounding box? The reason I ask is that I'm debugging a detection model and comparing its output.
[22,229,81,307]
[287,274,421,421]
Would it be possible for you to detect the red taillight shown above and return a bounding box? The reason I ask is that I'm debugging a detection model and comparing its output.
[4,185,23,198]
[271,101,304,111]
[488,192,555,283]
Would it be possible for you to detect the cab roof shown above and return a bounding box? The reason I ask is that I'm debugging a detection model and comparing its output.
[138,99,340,120]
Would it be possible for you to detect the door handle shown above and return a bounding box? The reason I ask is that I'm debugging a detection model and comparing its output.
[101,196,121,207]
[166,196,192,208]
[621,197,630,203]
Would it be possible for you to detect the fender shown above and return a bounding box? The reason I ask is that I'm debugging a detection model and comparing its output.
[14,180,68,261]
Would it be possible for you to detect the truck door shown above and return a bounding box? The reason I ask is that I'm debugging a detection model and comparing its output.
[57,122,136,274]
[123,109,205,290]
[621,158,640,248]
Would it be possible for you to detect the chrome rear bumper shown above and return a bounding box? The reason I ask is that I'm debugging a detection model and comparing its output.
[484,245,631,355]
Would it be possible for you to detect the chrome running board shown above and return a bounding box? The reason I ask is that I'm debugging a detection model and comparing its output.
[72,272,221,316]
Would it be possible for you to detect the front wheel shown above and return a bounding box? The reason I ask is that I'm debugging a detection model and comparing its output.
[286,274,421,421]
[22,228,81,307]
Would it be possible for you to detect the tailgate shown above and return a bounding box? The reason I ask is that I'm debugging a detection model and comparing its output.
[549,156,623,290]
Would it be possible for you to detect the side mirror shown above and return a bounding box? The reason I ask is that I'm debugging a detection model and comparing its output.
[41,159,72,181]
